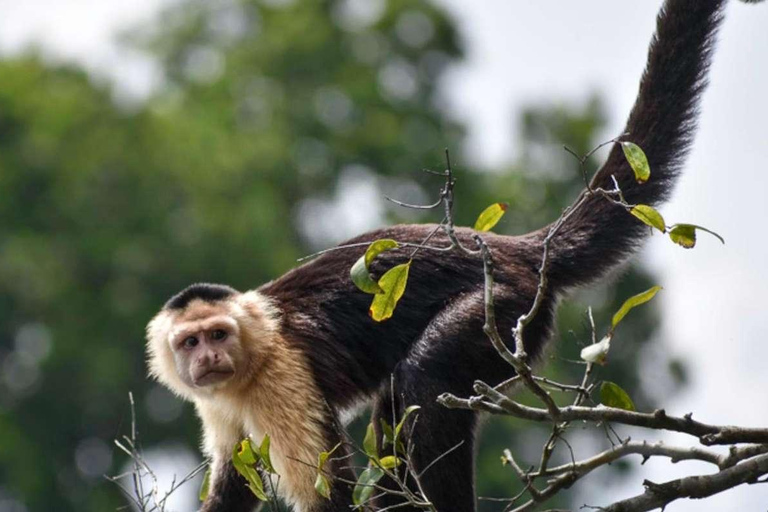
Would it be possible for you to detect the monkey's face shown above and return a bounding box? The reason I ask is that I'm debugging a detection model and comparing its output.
[147,291,281,399]
[169,311,242,390]
[147,300,251,398]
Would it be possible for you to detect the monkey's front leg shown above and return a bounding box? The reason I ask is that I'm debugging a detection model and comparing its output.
[199,457,259,512]
[201,439,357,512]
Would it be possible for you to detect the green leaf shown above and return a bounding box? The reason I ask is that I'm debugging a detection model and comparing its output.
[579,334,612,365]
[232,443,247,474]
[600,381,636,411]
[630,204,666,233]
[669,223,725,249]
[259,435,275,474]
[232,443,268,501]
[621,141,651,183]
[669,224,696,248]
[369,261,411,322]
[394,405,421,441]
[611,285,662,330]
[351,256,383,294]
[246,481,268,501]
[378,455,402,469]
[377,418,406,454]
[379,419,394,448]
[474,202,508,232]
[237,439,258,465]
[350,239,400,294]
[317,452,330,471]
[365,239,399,267]
[317,443,341,473]
[199,467,211,502]
[315,443,341,500]
[352,467,385,506]
[315,473,332,499]
[363,422,378,459]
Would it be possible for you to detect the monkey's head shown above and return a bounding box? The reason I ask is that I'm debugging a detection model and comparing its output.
[146,283,280,399]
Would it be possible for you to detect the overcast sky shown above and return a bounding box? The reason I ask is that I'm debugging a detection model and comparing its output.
[1,0,766,510]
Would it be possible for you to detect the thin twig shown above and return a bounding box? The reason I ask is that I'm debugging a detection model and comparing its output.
[296,240,452,263]
[384,195,443,210]
[416,441,465,479]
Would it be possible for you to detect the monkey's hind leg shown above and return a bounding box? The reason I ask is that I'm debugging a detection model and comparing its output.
[372,290,518,512]
[380,363,479,512]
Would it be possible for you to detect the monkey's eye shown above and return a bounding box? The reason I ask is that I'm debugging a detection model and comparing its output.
[210,329,227,341]
[183,336,199,349]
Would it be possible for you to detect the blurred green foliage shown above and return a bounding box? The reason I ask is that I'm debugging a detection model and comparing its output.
[0,0,685,510]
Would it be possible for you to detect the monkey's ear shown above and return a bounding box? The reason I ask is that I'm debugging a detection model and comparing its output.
[146,313,172,377]
[146,311,171,344]
[146,312,193,399]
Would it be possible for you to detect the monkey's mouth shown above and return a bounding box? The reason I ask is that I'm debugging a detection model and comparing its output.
[193,369,235,387]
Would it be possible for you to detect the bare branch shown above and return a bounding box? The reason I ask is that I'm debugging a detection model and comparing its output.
[600,452,768,512]
[109,393,209,512]
[443,386,768,446]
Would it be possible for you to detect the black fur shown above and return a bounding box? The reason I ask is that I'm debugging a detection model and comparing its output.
[164,282,239,311]
[199,1,728,510]
[200,461,259,512]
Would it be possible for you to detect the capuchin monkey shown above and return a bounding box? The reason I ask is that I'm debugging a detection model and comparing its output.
[146,1,743,510]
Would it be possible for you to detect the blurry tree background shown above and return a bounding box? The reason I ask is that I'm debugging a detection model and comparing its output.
[0,0,685,510]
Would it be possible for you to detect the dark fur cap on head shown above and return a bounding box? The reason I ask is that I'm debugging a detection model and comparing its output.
[163,283,239,311]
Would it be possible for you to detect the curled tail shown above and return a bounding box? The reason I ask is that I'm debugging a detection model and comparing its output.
[542,0,726,290]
